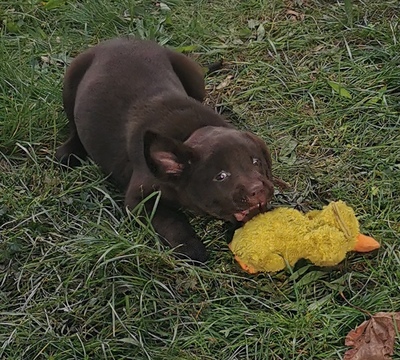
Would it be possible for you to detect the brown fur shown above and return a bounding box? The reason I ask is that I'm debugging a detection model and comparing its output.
[56,37,274,262]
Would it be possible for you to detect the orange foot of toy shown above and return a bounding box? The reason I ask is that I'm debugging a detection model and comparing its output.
[234,255,258,274]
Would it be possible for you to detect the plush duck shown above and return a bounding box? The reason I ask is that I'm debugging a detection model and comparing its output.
[228,201,380,274]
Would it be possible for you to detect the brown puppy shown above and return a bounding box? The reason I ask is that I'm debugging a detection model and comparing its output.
[56,37,274,262]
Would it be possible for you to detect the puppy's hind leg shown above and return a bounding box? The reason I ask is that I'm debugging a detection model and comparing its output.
[56,50,95,167]
[55,125,87,167]
[167,50,207,102]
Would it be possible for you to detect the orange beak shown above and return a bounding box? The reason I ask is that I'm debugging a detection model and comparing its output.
[353,234,380,252]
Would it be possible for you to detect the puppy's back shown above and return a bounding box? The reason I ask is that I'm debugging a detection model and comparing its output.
[77,38,187,100]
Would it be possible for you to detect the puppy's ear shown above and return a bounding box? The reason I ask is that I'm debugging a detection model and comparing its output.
[245,132,273,179]
[144,131,196,179]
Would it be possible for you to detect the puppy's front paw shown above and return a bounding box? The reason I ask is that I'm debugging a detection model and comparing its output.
[172,238,208,263]
[138,204,209,263]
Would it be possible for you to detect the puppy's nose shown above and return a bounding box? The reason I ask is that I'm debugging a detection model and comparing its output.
[246,182,267,206]
[248,182,264,197]
[247,180,274,205]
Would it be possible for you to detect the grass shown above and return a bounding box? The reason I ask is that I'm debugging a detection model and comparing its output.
[0,0,399,359]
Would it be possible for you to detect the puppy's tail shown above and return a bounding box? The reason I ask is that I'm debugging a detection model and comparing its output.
[203,59,224,75]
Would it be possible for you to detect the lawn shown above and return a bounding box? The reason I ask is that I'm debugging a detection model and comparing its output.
[0,0,399,359]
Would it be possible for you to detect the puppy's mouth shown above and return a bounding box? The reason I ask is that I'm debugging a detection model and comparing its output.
[234,202,266,222]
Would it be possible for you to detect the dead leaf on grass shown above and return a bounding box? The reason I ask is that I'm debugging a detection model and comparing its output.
[247,19,259,30]
[256,24,265,41]
[286,9,305,21]
[216,75,233,90]
[344,312,400,360]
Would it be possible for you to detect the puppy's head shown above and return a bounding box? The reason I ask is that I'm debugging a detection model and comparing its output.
[145,127,274,222]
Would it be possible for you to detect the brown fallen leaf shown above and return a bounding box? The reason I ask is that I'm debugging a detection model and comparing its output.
[216,75,233,90]
[286,9,305,21]
[344,312,400,360]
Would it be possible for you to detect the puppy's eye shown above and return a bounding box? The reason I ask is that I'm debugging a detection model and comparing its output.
[252,157,261,166]
[213,171,231,182]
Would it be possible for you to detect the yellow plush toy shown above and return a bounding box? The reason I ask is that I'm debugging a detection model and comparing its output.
[229,201,380,274]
